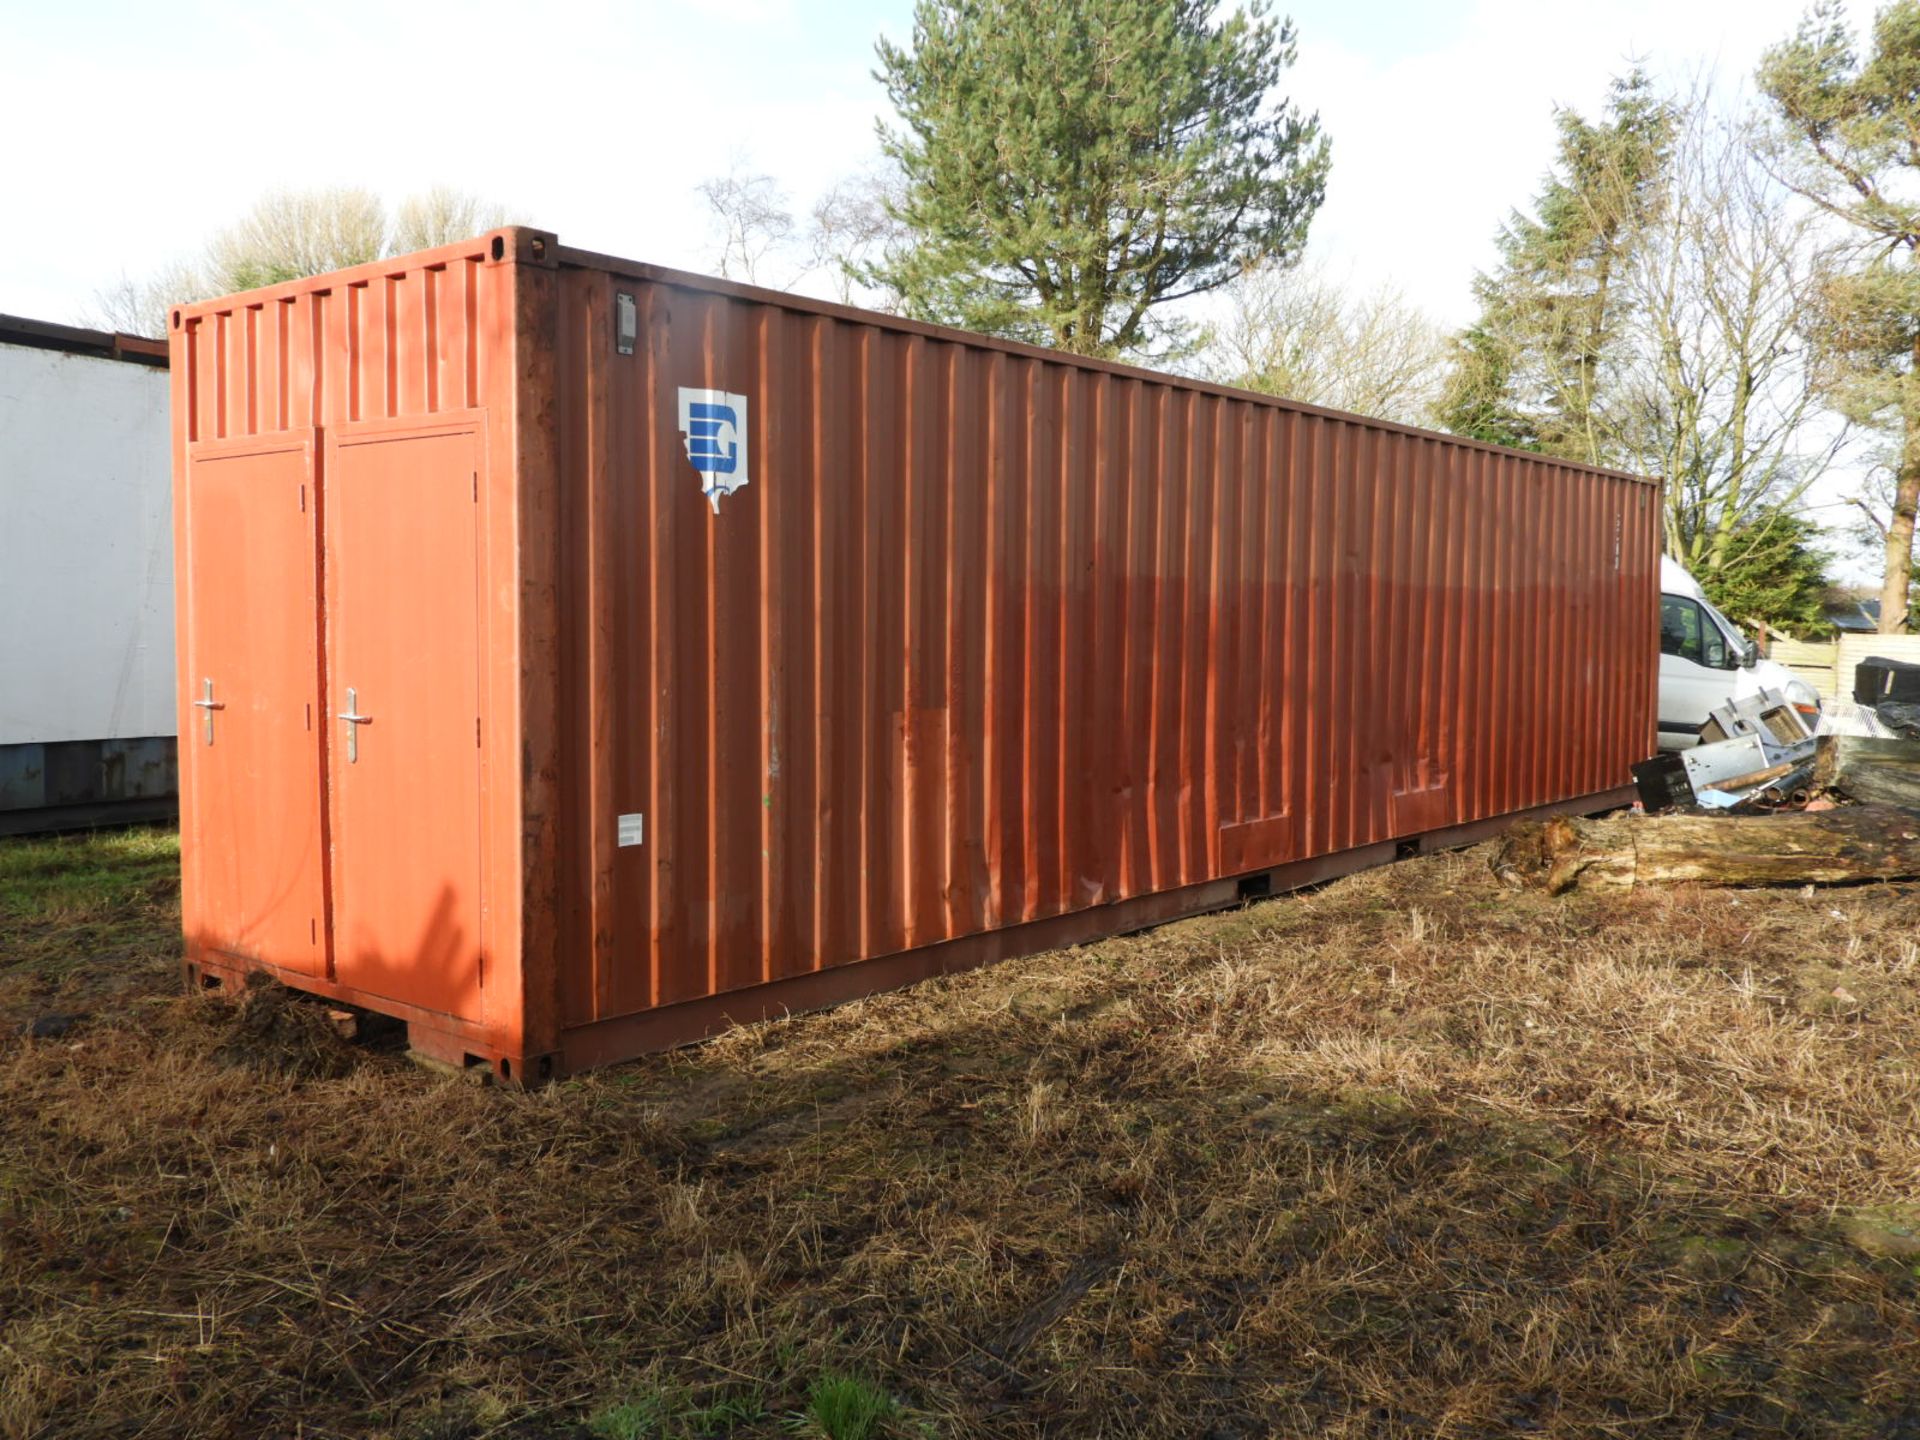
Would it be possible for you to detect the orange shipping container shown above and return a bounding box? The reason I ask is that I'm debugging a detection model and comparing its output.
[171,228,1659,1080]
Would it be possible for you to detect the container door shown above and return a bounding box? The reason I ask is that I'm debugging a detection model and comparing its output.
[180,437,326,975]
[324,424,484,1021]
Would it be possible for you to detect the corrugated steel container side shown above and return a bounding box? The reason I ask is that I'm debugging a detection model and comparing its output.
[541,252,1658,1063]
[172,229,1658,1077]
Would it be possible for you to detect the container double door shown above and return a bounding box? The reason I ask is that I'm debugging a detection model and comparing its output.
[182,423,485,1023]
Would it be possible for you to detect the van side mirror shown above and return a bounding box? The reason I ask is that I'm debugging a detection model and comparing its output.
[1739,639,1759,669]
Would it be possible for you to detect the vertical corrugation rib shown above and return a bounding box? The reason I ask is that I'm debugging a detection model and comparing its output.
[422,266,440,414]
[1030,365,1062,917]
[961,353,991,929]
[944,347,975,936]
[898,336,919,942]
[1300,416,1326,856]
[183,321,200,443]
[756,306,778,984]
[1257,407,1281,821]
[213,311,229,439]
[931,344,954,933]
[718,300,762,991]
[1373,428,1398,838]
[382,275,399,418]
[586,284,615,1019]
[895,335,918,948]
[461,260,479,410]
[1463,445,1484,812]
[813,321,841,969]
[1181,392,1206,882]
[1439,446,1464,821]
[1009,351,1029,924]
[274,300,291,430]
[1087,371,1119,906]
[639,284,666,1008]
[308,291,329,429]
[1057,368,1083,912]
[693,299,719,999]
[909,335,949,947]
[1382,436,1409,802]
[1190,389,1221,875]
[344,284,362,423]
[1120,381,1151,897]
[1012,359,1036,918]
[1418,439,1442,800]
[364,280,388,421]
[393,272,420,417]
[851,328,876,953]
[1326,419,1351,853]
[762,308,798,980]
[1496,455,1519,817]
[873,332,904,951]
[802,317,828,971]
[1144,387,1172,890]
[243,305,259,435]
[1219,404,1245,829]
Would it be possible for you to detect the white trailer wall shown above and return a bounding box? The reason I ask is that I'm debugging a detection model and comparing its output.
[0,339,173,746]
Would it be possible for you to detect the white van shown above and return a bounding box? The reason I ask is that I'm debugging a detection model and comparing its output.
[1658,556,1821,750]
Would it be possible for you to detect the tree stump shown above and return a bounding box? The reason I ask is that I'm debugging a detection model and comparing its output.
[1492,804,1920,894]
[1813,737,1920,810]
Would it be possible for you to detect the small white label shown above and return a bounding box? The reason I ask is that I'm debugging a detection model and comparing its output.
[617,812,644,847]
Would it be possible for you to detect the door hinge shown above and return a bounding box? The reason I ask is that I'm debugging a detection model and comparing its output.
[472,470,478,502]
[475,716,481,747]
[299,482,306,512]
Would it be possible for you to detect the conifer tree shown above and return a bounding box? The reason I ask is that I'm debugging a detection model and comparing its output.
[869,0,1329,359]
[1760,0,1920,633]
[1438,71,1676,462]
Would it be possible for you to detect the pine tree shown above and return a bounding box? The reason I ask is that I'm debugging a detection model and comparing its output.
[1693,509,1835,638]
[1438,70,1676,462]
[1759,0,1920,633]
[868,0,1329,359]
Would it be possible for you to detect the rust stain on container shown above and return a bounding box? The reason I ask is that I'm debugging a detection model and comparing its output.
[172,229,1659,1080]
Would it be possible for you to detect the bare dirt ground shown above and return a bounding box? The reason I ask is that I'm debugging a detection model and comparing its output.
[4,825,1920,1439]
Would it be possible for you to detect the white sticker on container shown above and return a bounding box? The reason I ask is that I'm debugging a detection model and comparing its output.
[617,813,644,847]
[677,387,749,513]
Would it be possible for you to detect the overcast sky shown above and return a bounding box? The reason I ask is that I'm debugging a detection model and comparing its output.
[3,0,1870,333]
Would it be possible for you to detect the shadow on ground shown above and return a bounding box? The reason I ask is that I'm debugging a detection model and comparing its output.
[3,829,1920,1438]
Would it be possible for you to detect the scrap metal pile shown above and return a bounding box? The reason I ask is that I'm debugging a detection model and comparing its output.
[1499,657,1920,895]
[1634,656,1920,815]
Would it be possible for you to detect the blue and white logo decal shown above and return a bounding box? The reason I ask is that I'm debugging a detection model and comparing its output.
[677,387,750,513]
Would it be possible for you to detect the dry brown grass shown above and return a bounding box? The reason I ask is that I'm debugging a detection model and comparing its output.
[4,829,1920,1437]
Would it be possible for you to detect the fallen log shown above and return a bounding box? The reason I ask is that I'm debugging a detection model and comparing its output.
[1813,736,1920,810]
[1492,804,1920,894]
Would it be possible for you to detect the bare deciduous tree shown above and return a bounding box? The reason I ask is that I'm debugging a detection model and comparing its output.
[805,167,909,310]
[87,258,206,339]
[695,165,796,286]
[389,185,521,253]
[1207,260,1451,425]
[84,187,522,335]
[1610,100,1849,576]
[203,187,389,294]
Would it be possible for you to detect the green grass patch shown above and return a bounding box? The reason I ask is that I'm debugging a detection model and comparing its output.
[587,1386,767,1439]
[0,825,179,925]
[793,1373,897,1440]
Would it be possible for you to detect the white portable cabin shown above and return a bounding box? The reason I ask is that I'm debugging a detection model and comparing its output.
[0,314,175,832]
